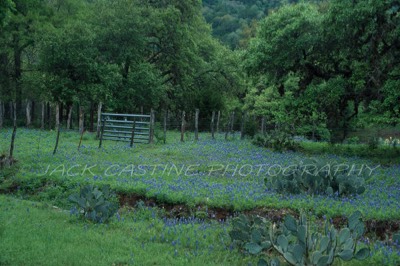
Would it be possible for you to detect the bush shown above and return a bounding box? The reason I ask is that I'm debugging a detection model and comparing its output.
[244,120,258,138]
[68,184,119,223]
[265,158,369,196]
[344,136,360,145]
[253,130,300,152]
[367,137,379,150]
[154,122,165,143]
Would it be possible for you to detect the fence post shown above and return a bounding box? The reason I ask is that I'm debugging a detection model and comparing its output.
[53,103,60,154]
[241,111,247,140]
[163,110,167,144]
[26,99,31,127]
[149,109,155,144]
[99,115,105,148]
[130,120,136,147]
[211,111,215,139]
[96,102,102,139]
[47,102,51,130]
[181,111,186,142]
[79,105,84,134]
[41,102,45,129]
[195,108,199,141]
[216,110,221,133]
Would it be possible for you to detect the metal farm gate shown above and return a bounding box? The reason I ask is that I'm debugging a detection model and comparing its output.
[99,113,153,147]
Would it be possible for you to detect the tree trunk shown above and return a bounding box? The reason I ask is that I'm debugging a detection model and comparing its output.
[41,102,45,129]
[241,112,247,140]
[14,43,22,117]
[163,110,167,144]
[216,110,221,133]
[55,102,60,129]
[47,102,51,130]
[96,102,102,139]
[230,111,235,137]
[59,102,63,124]
[31,101,35,123]
[211,111,215,139]
[76,104,79,127]
[9,102,17,161]
[67,104,73,130]
[25,99,31,127]
[261,117,266,135]
[180,111,186,142]
[79,105,84,134]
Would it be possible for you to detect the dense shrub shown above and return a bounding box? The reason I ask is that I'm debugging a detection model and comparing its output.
[253,130,300,152]
[265,158,370,196]
[367,137,379,150]
[154,122,166,143]
[244,119,259,138]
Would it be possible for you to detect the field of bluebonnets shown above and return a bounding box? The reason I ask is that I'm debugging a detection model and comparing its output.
[1,128,400,265]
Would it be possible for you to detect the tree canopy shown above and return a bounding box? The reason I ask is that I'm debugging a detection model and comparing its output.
[244,0,400,141]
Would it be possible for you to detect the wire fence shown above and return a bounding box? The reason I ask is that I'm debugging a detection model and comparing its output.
[0,101,399,145]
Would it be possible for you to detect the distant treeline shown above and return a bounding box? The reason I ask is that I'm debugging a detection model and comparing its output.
[202,0,323,49]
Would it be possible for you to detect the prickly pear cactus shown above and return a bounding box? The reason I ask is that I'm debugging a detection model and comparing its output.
[265,158,370,197]
[229,214,272,255]
[269,211,370,266]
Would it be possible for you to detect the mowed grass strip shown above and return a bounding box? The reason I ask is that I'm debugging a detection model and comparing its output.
[0,195,254,266]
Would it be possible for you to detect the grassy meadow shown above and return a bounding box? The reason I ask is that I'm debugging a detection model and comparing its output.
[0,128,399,265]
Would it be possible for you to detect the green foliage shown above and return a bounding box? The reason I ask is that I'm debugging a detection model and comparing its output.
[270,211,370,265]
[265,158,369,196]
[344,137,360,145]
[229,214,272,255]
[202,0,323,49]
[230,211,370,265]
[154,122,166,144]
[0,0,244,126]
[244,0,400,142]
[253,130,300,152]
[368,137,380,150]
[244,119,258,138]
[393,233,400,245]
[68,184,118,223]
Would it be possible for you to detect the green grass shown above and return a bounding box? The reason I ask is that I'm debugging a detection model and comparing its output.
[1,128,400,221]
[0,195,254,266]
[300,142,400,165]
[1,128,400,265]
[1,195,399,266]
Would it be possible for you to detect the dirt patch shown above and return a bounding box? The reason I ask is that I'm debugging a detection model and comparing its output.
[118,192,400,240]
